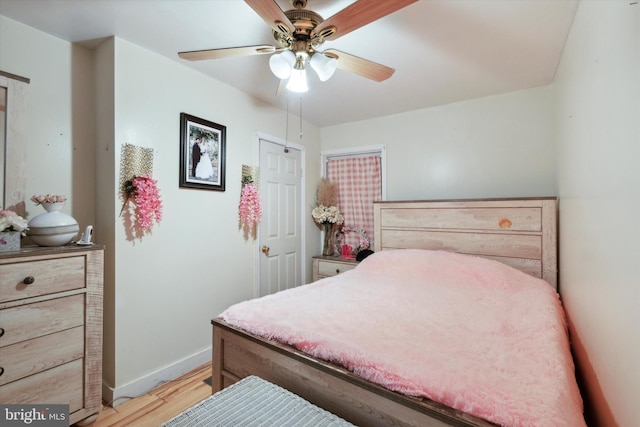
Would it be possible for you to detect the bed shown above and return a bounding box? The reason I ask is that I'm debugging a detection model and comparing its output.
[211,198,585,426]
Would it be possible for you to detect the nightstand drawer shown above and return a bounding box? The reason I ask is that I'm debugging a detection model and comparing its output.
[0,326,85,385]
[318,260,356,277]
[312,256,359,281]
[0,358,84,412]
[0,294,85,347]
[0,256,86,303]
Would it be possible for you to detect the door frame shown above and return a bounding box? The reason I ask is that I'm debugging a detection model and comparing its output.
[255,131,306,297]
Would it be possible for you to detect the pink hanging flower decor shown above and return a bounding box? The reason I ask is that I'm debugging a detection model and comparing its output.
[238,181,262,239]
[121,174,163,233]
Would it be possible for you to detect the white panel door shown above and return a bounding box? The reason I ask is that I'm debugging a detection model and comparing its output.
[258,139,302,296]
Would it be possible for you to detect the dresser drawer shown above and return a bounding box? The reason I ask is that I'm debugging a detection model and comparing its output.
[317,260,356,277]
[0,256,86,303]
[0,358,84,413]
[0,326,84,386]
[0,294,85,347]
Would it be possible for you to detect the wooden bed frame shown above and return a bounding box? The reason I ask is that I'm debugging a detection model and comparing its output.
[212,197,558,427]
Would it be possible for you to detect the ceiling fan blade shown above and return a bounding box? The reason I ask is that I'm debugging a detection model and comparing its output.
[244,0,295,37]
[312,0,418,41]
[178,45,277,61]
[323,49,395,82]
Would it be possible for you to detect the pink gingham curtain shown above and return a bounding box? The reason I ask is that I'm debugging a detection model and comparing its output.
[326,156,382,249]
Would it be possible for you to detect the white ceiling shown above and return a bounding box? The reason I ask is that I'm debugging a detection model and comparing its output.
[0,0,578,127]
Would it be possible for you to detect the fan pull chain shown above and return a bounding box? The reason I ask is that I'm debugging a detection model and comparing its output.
[299,96,303,143]
[284,91,290,153]
[283,94,303,153]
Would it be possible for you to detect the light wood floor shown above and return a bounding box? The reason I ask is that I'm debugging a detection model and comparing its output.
[89,363,212,427]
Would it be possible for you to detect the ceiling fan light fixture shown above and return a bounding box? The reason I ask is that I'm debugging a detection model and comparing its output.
[286,68,308,93]
[269,50,296,79]
[286,56,308,93]
[309,52,337,82]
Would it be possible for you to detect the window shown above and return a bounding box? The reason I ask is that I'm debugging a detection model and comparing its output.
[322,145,386,249]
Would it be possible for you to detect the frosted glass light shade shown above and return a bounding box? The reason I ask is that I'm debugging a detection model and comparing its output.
[286,68,308,93]
[309,53,337,82]
[269,50,296,79]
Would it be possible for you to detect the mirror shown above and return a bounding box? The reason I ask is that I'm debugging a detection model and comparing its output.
[1,85,6,208]
[0,71,30,214]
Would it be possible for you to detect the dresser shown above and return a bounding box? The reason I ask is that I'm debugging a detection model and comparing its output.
[0,245,104,426]
[312,256,358,281]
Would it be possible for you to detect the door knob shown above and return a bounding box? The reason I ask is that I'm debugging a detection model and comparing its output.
[261,246,270,256]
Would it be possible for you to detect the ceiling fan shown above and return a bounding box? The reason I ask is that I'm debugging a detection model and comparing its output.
[178,0,417,93]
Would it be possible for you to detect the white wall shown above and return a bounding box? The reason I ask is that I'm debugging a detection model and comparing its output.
[555,1,640,426]
[107,37,321,392]
[322,85,556,200]
[0,17,96,228]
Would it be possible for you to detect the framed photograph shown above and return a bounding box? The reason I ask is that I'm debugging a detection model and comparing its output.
[179,113,226,191]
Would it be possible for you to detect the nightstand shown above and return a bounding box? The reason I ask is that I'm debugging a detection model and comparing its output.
[312,256,358,281]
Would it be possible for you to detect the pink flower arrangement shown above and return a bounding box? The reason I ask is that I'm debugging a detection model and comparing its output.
[121,174,163,232]
[335,225,370,256]
[238,182,262,237]
[31,194,67,205]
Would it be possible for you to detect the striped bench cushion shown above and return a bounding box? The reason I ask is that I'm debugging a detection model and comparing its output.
[160,375,355,427]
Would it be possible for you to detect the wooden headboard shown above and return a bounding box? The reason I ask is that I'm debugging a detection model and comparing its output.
[373,197,558,289]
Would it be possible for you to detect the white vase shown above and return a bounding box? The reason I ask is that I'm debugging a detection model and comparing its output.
[27,203,79,246]
[42,202,65,212]
[322,223,335,256]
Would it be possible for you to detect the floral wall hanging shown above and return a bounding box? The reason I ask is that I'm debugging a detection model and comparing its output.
[119,144,163,237]
[238,165,262,240]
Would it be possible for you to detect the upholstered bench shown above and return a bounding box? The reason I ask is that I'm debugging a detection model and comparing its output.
[160,375,355,427]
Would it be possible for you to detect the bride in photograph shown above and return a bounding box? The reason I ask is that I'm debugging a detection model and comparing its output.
[195,138,214,179]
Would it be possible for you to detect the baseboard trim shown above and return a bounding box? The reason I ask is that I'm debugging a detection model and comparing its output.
[102,347,211,407]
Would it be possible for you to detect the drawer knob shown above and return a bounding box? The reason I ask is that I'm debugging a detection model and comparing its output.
[0,328,4,337]
[23,276,35,285]
[0,367,3,377]
[335,269,340,274]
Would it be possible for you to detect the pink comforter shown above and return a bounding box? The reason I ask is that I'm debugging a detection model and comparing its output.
[221,249,585,426]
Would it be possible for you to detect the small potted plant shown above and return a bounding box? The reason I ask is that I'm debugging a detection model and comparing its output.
[0,209,29,252]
